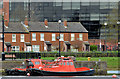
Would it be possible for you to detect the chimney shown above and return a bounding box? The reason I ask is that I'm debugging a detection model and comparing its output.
[44,19,48,26]
[64,20,67,28]
[24,16,28,26]
[44,19,48,28]
[4,20,8,28]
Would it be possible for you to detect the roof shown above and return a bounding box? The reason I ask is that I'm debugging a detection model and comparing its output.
[25,42,31,46]
[64,41,71,45]
[4,22,28,33]
[28,22,88,33]
[5,42,11,46]
[45,41,52,45]
[1,22,88,33]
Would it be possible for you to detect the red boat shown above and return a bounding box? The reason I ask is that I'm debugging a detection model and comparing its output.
[5,59,46,75]
[27,57,95,76]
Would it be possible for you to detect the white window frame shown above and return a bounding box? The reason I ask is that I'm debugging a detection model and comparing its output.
[21,34,24,42]
[32,45,40,52]
[11,46,19,52]
[32,33,36,41]
[60,34,64,41]
[40,33,44,41]
[52,34,56,41]
[71,34,75,41]
[79,34,83,41]
[12,34,16,42]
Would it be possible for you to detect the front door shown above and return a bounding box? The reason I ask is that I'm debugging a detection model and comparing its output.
[67,45,70,52]
[27,46,31,52]
[47,45,51,51]
[7,46,11,52]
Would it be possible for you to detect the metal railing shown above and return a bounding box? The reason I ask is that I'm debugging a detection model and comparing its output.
[3,51,118,59]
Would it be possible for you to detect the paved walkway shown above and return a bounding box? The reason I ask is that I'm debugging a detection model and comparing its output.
[1,76,120,79]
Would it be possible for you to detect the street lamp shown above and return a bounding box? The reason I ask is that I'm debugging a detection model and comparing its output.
[58,20,61,57]
[104,22,107,52]
[2,12,5,61]
[117,21,120,57]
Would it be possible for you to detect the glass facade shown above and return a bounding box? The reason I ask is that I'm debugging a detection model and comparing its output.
[9,0,119,39]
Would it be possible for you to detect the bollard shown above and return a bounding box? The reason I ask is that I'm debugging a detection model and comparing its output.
[112,74,117,78]
[2,52,5,61]
[88,57,91,61]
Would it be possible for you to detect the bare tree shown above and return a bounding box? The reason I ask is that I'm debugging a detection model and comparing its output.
[101,9,119,47]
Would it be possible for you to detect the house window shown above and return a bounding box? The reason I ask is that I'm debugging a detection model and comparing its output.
[40,33,44,41]
[71,34,75,41]
[32,33,36,41]
[21,34,24,42]
[12,34,16,42]
[79,34,83,41]
[11,46,19,52]
[52,34,56,41]
[60,34,64,41]
[32,45,39,52]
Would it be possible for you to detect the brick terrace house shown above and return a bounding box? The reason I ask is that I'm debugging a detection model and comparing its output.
[0,19,89,52]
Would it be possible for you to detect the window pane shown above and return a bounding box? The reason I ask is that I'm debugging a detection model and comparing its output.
[32,45,39,52]
[60,34,64,41]
[71,34,75,41]
[21,34,24,42]
[52,34,56,41]
[12,34,16,42]
[79,34,83,41]
[40,33,44,41]
[63,2,71,10]
[32,33,36,41]
[72,2,80,9]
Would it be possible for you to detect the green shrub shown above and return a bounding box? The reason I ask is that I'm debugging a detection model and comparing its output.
[90,45,97,51]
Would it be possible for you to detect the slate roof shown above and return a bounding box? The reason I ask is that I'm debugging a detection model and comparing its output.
[4,22,27,33]
[28,22,88,33]
[0,22,88,33]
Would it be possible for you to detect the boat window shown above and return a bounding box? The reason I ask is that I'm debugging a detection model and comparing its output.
[60,63,62,65]
[67,62,69,65]
[29,61,33,65]
[64,62,66,65]
[70,62,73,65]
[35,62,40,65]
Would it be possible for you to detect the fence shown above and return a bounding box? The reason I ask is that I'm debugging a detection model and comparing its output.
[4,52,118,59]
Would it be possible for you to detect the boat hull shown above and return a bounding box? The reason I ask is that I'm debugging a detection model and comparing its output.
[28,69,95,76]
[5,69,27,75]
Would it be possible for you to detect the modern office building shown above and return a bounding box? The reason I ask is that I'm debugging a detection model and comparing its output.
[2,0,120,39]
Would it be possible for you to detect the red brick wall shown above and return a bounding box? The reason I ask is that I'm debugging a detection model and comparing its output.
[4,33,29,51]
[3,0,9,22]
[30,32,88,51]
[3,32,88,52]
